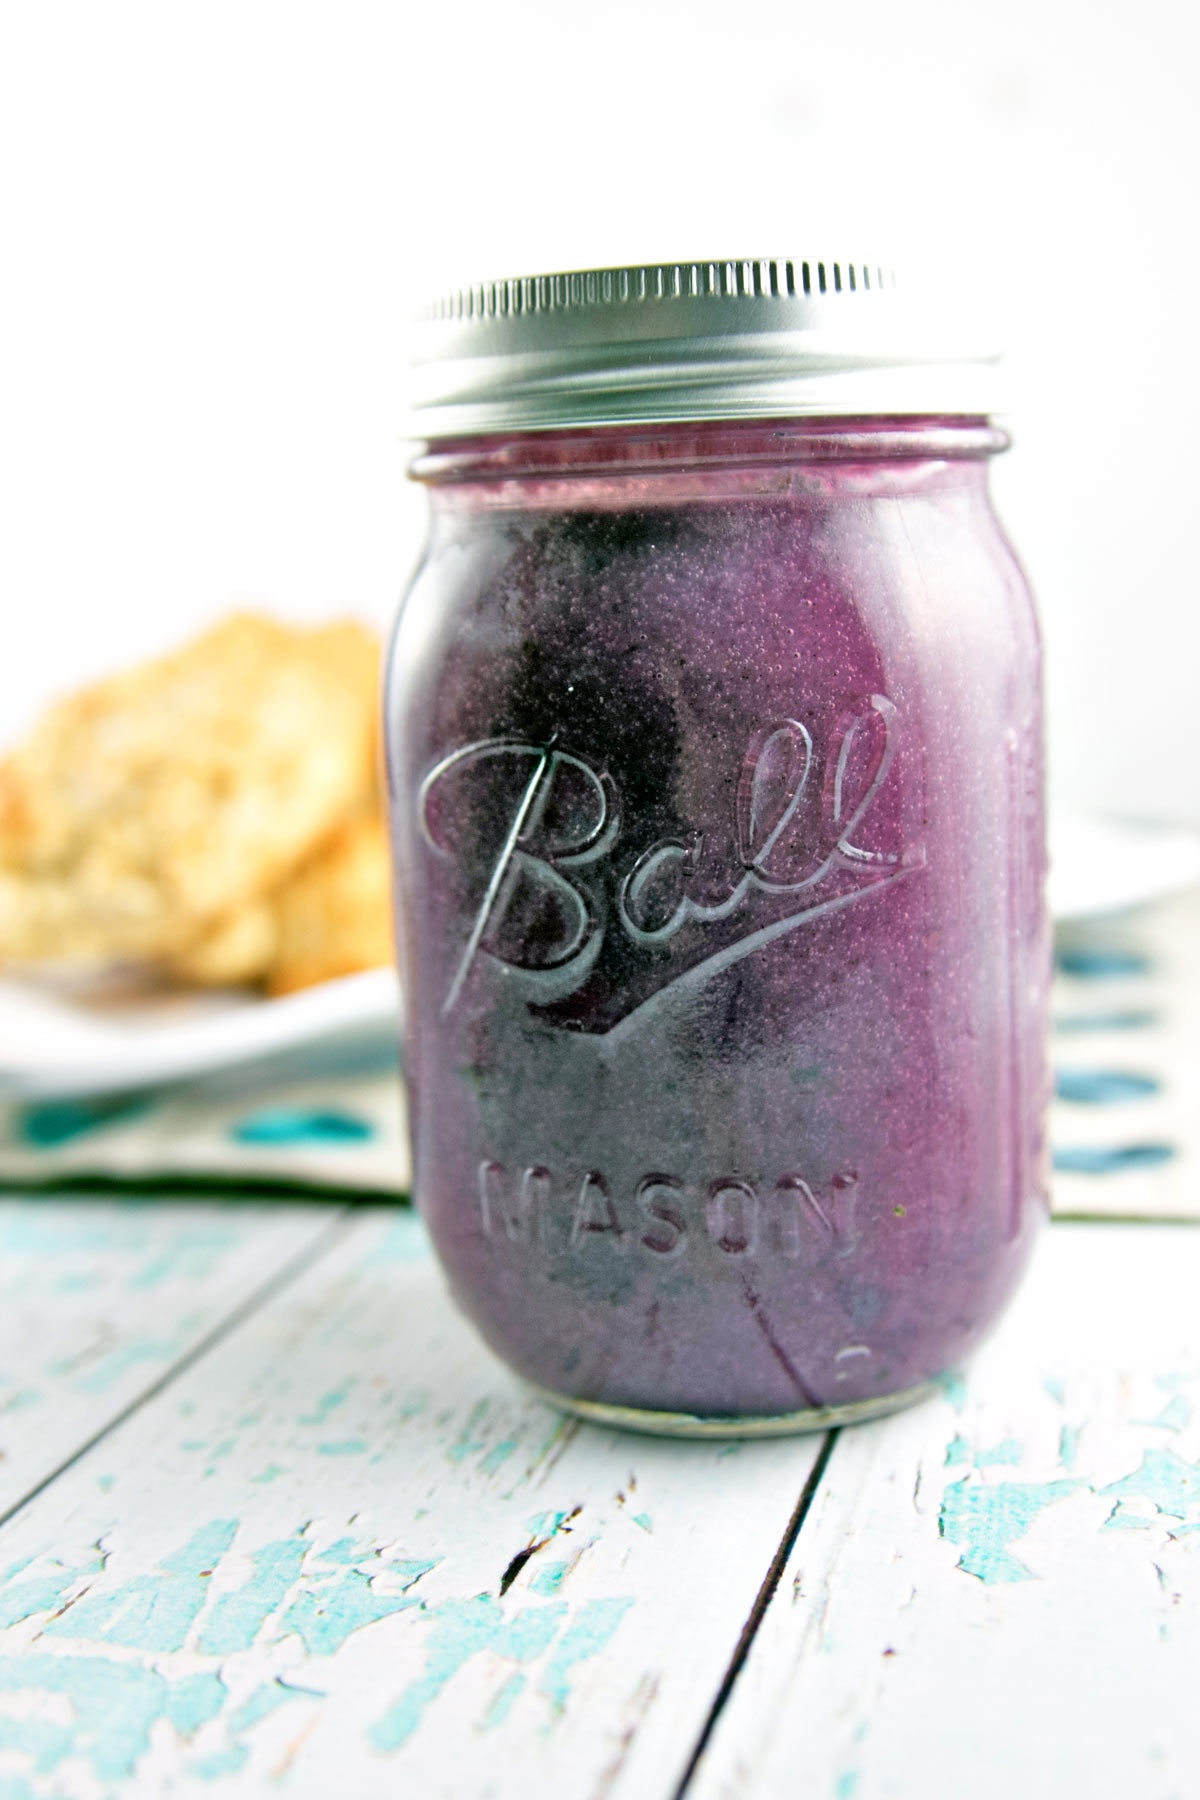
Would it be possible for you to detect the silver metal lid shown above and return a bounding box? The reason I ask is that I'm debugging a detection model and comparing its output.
[407,257,1004,439]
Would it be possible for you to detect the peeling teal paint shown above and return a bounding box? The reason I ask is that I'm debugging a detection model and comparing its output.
[0,1524,459,1786]
[836,1772,860,1799]
[632,1513,654,1533]
[197,1534,307,1655]
[448,1400,491,1464]
[480,1437,519,1476]
[299,1384,353,1426]
[250,1465,285,1485]
[0,1773,37,1800]
[75,1337,185,1395]
[1058,1425,1081,1470]
[539,1598,634,1713]
[935,1372,967,1410]
[161,1523,240,1574]
[190,1745,249,1780]
[280,1568,420,1656]
[0,1389,38,1415]
[975,1438,1024,1468]
[370,1597,569,1751]
[0,1709,74,1773]
[370,1595,503,1750]
[391,1559,439,1591]
[318,1440,369,1456]
[0,1552,104,1629]
[530,1563,569,1597]
[939,1480,1080,1582]
[1143,1395,1193,1432]
[532,1413,576,1463]
[0,1655,172,1781]
[227,1678,313,1734]
[944,1435,970,1468]
[1043,1375,1067,1407]
[495,1603,567,1664]
[482,1671,526,1729]
[125,1227,238,1290]
[311,1537,366,1566]
[45,1521,237,1652]
[1131,1378,1195,1432]
[1101,1448,1200,1517]
[127,1256,182,1292]
[1103,1505,1152,1531]
[523,1511,569,1539]
[371,1214,430,1263]
[164,1672,227,1736]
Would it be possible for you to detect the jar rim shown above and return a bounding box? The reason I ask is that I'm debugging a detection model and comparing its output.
[408,416,1010,486]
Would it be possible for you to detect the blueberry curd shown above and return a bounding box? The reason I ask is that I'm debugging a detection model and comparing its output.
[387,261,1049,1434]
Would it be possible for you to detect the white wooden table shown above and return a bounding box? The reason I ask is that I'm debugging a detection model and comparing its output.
[1,892,1197,1800]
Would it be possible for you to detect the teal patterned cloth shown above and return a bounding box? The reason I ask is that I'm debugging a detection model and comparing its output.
[0,1058,409,1195]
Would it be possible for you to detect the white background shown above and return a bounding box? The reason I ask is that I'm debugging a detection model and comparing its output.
[2,0,1197,822]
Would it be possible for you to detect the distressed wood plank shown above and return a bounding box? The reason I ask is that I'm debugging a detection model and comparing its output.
[0,1209,822,1799]
[689,1221,1200,1800]
[0,1197,345,1518]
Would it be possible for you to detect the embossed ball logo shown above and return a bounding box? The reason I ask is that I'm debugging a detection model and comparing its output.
[419,695,923,1033]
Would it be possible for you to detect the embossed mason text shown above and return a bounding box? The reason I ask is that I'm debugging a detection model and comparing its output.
[478,1160,860,1259]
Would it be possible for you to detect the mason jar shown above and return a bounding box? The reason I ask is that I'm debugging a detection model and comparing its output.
[387,258,1048,1435]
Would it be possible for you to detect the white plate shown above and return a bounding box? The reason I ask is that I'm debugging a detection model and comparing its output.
[1048,810,1200,922]
[0,966,402,1100]
[2,811,1196,1101]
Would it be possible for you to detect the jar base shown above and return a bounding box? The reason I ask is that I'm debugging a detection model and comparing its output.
[526,1377,941,1440]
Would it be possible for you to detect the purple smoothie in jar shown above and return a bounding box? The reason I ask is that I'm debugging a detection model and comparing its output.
[387,260,1049,1434]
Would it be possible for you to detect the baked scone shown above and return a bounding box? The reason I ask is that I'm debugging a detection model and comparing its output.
[0,614,381,973]
[267,811,394,995]
[169,811,394,993]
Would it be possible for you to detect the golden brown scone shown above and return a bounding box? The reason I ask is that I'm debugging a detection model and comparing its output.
[168,896,280,987]
[0,614,381,969]
[264,812,395,996]
[169,811,396,992]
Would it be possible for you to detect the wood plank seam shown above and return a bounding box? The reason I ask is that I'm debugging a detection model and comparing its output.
[672,1428,839,1800]
[0,1204,355,1535]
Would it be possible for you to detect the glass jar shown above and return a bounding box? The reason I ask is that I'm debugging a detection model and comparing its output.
[387,259,1049,1434]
